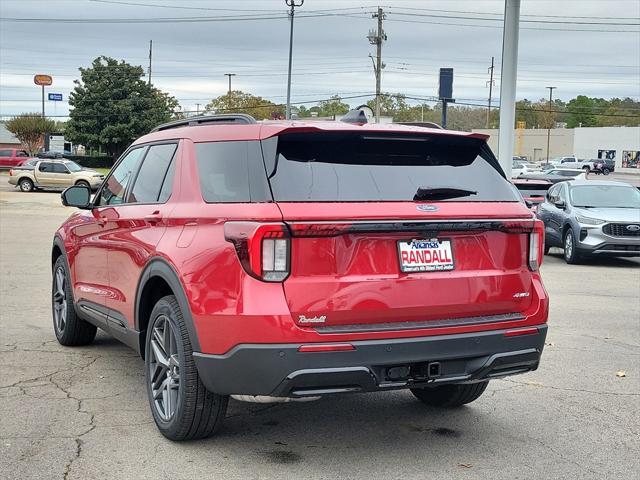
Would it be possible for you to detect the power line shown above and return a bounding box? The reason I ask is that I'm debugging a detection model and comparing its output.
[384,6,636,21]
[385,10,640,26]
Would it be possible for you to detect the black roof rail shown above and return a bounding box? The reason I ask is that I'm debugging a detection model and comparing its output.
[150,114,257,133]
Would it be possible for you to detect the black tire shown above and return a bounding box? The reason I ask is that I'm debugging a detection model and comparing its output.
[544,244,551,255]
[52,256,97,346]
[75,180,90,188]
[582,166,590,173]
[603,168,610,175]
[145,295,228,441]
[19,178,34,192]
[410,381,489,407]
[563,228,581,264]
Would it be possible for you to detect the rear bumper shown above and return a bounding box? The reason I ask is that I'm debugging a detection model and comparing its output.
[193,325,547,397]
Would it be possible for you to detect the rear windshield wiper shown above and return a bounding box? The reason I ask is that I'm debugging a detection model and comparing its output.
[414,186,478,201]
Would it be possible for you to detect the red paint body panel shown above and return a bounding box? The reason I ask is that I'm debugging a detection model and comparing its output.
[56,123,548,358]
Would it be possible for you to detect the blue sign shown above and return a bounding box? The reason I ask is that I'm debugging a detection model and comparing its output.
[48,93,63,101]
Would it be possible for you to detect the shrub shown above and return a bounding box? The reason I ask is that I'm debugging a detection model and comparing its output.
[64,155,114,169]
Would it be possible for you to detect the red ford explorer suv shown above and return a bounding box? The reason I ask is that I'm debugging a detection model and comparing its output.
[52,113,548,441]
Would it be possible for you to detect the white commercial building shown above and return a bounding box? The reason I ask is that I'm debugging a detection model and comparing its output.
[472,126,640,172]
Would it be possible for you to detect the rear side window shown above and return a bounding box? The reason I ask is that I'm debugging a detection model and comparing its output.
[39,162,53,172]
[195,141,270,203]
[128,143,177,204]
[267,132,518,202]
[0,150,11,156]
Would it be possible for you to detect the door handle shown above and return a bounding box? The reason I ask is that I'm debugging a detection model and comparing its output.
[145,211,163,224]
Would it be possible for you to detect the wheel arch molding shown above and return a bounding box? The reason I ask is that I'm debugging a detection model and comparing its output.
[135,257,201,357]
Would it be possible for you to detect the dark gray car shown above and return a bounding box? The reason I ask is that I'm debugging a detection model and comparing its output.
[537,180,640,263]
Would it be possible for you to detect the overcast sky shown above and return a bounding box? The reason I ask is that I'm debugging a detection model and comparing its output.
[1,0,639,118]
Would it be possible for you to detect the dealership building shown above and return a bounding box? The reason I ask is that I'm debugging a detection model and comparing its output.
[472,126,640,172]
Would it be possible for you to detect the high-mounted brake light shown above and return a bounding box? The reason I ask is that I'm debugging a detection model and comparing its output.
[224,222,290,282]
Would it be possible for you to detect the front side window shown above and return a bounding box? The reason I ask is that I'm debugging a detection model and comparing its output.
[547,184,560,202]
[17,151,28,157]
[128,143,177,204]
[98,147,145,206]
[558,184,568,203]
[66,162,82,172]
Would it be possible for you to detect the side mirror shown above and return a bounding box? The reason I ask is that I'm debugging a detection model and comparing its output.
[554,199,566,209]
[525,200,534,209]
[61,185,91,209]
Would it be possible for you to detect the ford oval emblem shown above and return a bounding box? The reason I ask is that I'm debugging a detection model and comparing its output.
[416,204,439,212]
[626,224,640,232]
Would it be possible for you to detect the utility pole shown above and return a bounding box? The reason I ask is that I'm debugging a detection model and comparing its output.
[486,56,495,128]
[285,0,304,120]
[546,86,557,161]
[147,40,152,85]
[224,73,236,95]
[196,103,200,116]
[367,7,386,123]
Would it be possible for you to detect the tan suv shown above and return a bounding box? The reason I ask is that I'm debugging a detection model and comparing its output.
[8,160,104,192]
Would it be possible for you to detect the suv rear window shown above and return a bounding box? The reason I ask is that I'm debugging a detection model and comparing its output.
[266,132,518,202]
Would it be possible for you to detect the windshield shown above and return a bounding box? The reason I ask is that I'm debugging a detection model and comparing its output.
[268,132,518,202]
[65,162,82,172]
[570,185,640,208]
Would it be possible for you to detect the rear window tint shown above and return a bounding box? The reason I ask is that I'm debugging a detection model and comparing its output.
[195,141,271,203]
[267,132,518,202]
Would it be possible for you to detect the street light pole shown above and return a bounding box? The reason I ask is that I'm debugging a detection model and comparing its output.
[224,73,236,95]
[546,86,556,161]
[285,0,304,120]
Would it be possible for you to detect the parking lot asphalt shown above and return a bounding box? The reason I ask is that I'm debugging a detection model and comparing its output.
[1,188,638,480]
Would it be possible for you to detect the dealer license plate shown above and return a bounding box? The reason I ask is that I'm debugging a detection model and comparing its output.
[397,238,454,272]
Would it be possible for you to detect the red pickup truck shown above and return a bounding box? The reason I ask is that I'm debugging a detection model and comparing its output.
[0,148,30,168]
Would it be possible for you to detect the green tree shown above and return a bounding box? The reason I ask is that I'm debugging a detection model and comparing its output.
[315,95,350,117]
[5,113,56,155]
[65,56,179,157]
[565,95,598,128]
[205,90,283,120]
[365,93,415,121]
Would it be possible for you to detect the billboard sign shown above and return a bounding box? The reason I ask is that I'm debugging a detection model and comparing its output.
[48,93,63,101]
[34,74,53,86]
[438,68,453,100]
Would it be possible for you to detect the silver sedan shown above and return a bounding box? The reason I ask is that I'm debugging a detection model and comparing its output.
[537,179,640,263]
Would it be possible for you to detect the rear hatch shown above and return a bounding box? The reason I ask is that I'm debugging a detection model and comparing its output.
[263,131,537,331]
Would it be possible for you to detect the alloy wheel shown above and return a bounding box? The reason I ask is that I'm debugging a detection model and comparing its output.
[149,315,181,421]
[53,267,67,333]
[564,232,573,260]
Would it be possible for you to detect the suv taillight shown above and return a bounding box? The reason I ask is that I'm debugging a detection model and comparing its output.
[528,221,545,271]
[224,222,290,282]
